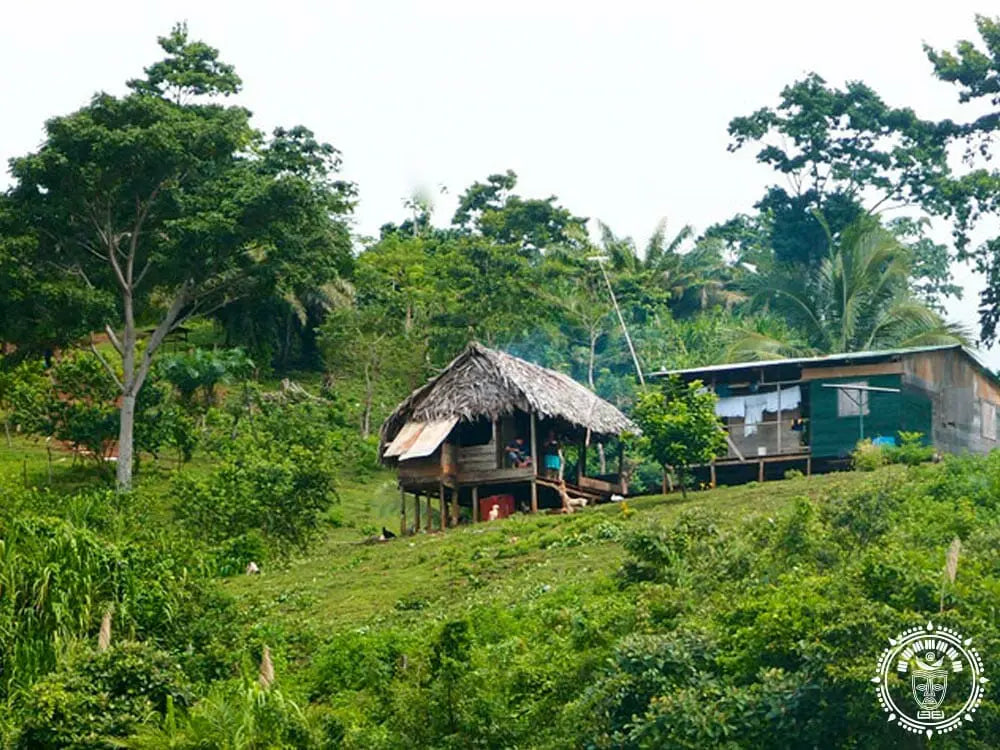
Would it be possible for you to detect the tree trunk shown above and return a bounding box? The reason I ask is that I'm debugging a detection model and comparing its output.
[597,442,607,474]
[587,325,598,390]
[361,361,373,439]
[115,289,138,490]
[111,283,190,491]
[116,394,136,489]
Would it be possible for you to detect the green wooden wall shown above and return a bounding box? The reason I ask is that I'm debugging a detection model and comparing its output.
[808,374,916,458]
[900,387,934,442]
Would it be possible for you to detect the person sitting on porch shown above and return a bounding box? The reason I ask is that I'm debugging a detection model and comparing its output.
[542,430,562,479]
[505,437,531,468]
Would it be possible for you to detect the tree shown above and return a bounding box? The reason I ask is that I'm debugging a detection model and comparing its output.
[925,15,1000,340]
[732,219,968,358]
[451,170,587,258]
[886,217,962,311]
[597,220,739,321]
[632,376,726,497]
[158,347,254,412]
[728,73,956,268]
[318,304,426,439]
[3,24,353,489]
[0,199,113,357]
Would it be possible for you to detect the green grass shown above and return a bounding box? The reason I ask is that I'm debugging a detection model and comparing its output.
[222,469,873,650]
[0,434,883,657]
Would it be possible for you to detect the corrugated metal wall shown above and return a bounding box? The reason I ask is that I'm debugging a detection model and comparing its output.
[903,349,1000,455]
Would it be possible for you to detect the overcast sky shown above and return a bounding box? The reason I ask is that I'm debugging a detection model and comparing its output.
[3,1,998,364]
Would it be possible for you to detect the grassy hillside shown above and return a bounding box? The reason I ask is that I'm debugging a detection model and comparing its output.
[4,436,1000,748]
[226,471,851,635]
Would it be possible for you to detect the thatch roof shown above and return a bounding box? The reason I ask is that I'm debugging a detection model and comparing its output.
[380,342,636,448]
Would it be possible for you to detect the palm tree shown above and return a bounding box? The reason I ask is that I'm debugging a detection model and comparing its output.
[597,219,739,317]
[729,219,968,359]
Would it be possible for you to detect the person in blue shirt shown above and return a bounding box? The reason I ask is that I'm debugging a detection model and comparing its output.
[542,430,562,479]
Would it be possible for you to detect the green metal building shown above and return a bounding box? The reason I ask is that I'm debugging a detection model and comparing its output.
[655,345,1000,482]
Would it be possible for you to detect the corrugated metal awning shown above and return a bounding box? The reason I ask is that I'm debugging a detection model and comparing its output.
[383,421,425,458]
[399,417,458,461]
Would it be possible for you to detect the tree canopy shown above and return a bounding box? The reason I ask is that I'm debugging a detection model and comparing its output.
[2,23,353,488]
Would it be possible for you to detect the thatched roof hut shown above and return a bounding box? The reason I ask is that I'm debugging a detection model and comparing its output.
[380,342,636,453]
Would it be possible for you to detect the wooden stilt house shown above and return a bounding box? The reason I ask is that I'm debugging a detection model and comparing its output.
[380,343,636,534]
[655,344,1000,484]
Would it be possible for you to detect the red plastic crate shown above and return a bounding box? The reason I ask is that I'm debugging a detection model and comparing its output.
[480,494,515,520]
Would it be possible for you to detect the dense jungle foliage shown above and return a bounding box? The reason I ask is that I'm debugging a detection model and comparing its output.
[4,16,1000,748]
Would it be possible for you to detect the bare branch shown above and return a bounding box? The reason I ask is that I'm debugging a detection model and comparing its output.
[134,256,154,289]
[107,238,129,292]
[104,324,124,356]
[89,336,124,391]
[127,184,162,287]
[133,281,192,393]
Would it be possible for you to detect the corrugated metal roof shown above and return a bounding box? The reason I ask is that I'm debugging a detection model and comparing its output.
[383,420,425,458]
[653,344,971,378]
[398,417,459,461]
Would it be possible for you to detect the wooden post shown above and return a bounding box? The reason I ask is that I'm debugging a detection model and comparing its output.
[400,486,406,537]
[578,437,586,483]
[530,411,539,513]
[618,441,627,494]
[806,456,812,477]
[710,461,717,489]
[425,493,432,531]
[494,420,502,469]
[472,485,479,523]
[776,382,782,454]
[439,482,446,530]
[758,459,765,483]
[450,485,459,527]
[414,491,421,532]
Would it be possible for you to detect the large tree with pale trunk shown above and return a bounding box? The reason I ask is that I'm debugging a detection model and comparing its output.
[3,24,353,489]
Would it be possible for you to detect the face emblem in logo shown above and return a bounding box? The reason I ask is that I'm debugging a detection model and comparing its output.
[874,623,986,738]
[911,651,947,718]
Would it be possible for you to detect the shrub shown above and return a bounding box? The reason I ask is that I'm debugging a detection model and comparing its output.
[821,478,901,548]
[619,508,721,584]
[15,642,190,750]
[173,441,336,552]
[851,439,887,471]
[130,679,319,750]
[211,531,269,576]
[887,430,935,466]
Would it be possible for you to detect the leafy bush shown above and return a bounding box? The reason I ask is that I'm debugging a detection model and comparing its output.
[158,347,254,410]
[211,530,269,576]
[852,438,887,471]
[0,485,237,712]
[15,642,190,750]
[854,432,934,471]
[821,477,901,547]
[173,441,336,552]
[887,430,935,466]
[130,679,319,750]
[4,353,197,471]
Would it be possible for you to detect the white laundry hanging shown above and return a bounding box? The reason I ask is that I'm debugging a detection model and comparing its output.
[713,386,802,436]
